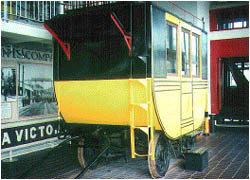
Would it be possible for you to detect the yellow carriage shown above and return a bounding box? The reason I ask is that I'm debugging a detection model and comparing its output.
[45,2,208,178]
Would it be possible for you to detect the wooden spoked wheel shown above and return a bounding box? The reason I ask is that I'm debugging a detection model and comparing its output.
[77,140,87,168]
[77,140,98,169]
[148,132,170,178]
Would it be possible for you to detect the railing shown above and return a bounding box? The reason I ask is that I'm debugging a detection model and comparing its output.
[154,1,205,30]
[1,1,115,23]
[63,1,114,11]
[1,1,62,23]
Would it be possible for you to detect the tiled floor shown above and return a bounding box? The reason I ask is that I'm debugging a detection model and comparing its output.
[164,127,249,179]
[1,127,249,179]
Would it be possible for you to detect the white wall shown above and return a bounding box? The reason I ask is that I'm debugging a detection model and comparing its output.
[197,1,210,32]
[152,1,210,30]
[1,20,52,44]
[210,28,249,40]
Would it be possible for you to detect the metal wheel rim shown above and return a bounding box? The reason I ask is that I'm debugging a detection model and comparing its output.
[148,132,170,178]
[77,140,87,168]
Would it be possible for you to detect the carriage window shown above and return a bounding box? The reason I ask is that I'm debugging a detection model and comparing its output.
[166,22,177,74]
[192,33,200,77]
[181,29,190,77]
[201,32,208,79]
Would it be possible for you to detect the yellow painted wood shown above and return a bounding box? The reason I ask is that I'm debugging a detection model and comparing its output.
[166,13,179,24]
[55,79,152,126]
[153,90,181,139]
[181,82,192,93]
[193,88,207,129]
[149,12,208,140]
[181,93,193,120]
[181,123,194,135]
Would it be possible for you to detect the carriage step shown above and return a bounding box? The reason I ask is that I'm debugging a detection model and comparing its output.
[135,153,148,157]
[184,147,208,171]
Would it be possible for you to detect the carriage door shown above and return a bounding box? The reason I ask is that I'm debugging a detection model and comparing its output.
[180,23,194,135]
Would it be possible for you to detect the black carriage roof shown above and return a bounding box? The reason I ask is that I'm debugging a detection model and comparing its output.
[44,2,147,42]
[44,1,206,42]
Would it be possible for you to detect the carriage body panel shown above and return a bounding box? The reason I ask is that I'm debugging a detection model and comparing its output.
[55,79,161,129]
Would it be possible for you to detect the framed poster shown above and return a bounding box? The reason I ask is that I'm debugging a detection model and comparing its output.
[18,64,57,118]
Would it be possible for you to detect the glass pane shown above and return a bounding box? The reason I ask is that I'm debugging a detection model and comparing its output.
[243,62,249,81]
[192,34,199,77]
[201,32,208,79]
[234,21,243,28]
[244,69,249,81]
[166,22,177,74]
[229,72,237,87]
[152,7,167,78]
[181,29,190,77]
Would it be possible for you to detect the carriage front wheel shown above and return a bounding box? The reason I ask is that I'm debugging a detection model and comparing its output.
[148,132,170,178]
[77,140,99,169]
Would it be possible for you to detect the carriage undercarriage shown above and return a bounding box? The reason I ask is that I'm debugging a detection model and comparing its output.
[58,122,200,178]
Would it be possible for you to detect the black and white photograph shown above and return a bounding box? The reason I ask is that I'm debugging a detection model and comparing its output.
[18,64,57,117]
[1,68,16,102]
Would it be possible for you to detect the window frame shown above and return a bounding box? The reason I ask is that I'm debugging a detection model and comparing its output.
[181,28,191,78]
[191,33,201,78]
[166,21,178,76]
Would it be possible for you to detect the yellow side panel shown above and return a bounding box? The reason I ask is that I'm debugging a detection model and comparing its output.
[181,82,192,93]
[154,91,181,139]
[55,79,160,129]
[181,93,193,120]
[181,124,193,135]
[55,80,130,125]
[193,88,207,129]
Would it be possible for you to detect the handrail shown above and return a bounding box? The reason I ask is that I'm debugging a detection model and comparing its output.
[169,1,202,22]
[168,1,205,29]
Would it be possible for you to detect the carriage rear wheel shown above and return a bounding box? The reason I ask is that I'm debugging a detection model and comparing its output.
[148,132,170,178]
